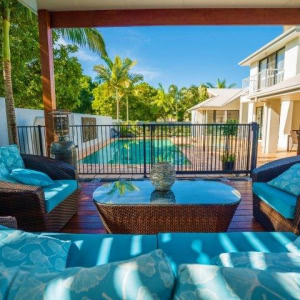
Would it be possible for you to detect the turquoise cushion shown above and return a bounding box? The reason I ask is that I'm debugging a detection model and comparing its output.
[0,144,24,171]
[268,163,300,196]
[253,182,297,219]
[158,232,297,271]
[0,164,17,183]
[173,264,300,300]
[0,228,71,271]
[11,168,54,187]
[6,250,175,300]
[43,180,78,212]
[211,251,300,272]
[41,233,158,268]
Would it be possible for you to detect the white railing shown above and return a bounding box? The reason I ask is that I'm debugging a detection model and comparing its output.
[242,69,284,94]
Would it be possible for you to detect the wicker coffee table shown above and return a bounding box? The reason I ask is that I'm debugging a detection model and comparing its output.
[93,180,241,234]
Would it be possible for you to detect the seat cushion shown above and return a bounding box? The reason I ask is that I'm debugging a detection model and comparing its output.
[41,233,158,268]
[43,180,78,212]
[158,232,297,271]
[4,250,175,300]
[173,264,300,300]
[253,182,297,219]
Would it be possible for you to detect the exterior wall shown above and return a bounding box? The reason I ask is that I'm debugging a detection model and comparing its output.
[277,100,294,150]
[0,98,114,155]
[263,100,281,153]
[284,37,300,80]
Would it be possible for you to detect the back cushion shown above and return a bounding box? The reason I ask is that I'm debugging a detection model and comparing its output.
[0,145,24,172]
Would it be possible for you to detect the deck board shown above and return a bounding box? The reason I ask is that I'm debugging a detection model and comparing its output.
[61,180,265,234]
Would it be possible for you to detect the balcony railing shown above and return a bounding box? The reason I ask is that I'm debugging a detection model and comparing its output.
[242,69,284,94]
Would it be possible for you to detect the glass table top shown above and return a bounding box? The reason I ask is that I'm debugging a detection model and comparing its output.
[93,180,241,205]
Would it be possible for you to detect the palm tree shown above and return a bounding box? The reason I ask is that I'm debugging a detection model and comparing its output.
[206,78,236,89]
[93,56,138,121]
[154,84,174,121]
[1,1,107,145]
[124,73,143,121]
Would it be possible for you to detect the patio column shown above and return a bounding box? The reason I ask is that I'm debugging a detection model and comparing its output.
[38,10,56,156]
[263,101,281,153]
[278,100,294,151]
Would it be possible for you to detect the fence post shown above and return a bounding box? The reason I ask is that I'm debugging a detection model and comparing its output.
[143,124,147,178]
[37,125,44,156]
[250,122,259,173]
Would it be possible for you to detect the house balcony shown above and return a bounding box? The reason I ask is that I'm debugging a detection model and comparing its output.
[242,69,284,94]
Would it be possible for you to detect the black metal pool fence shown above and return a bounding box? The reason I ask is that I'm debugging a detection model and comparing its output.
[17,122,259,175]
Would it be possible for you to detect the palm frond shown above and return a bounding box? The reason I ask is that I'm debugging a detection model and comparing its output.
[57,28,107,58]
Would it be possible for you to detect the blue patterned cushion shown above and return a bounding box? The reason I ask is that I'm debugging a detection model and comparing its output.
[11,168,54,187]
[0,144,24,172]
[5,249,175,300]
[173,264,300,300]
[0,163,17,183]
[211,252,300,272]
[0,228,71,271]
[268,163,300,196]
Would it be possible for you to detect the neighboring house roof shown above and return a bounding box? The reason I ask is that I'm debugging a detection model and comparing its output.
[239,26,300,66]
[188,88,243,111]
[249,74,300,99]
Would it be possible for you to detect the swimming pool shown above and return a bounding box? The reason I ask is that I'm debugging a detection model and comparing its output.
[81,139,190,165]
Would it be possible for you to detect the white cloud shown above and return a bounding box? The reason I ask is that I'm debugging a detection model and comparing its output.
[75,49,99,62]
[133,66,161,81]
[56,37,69,47]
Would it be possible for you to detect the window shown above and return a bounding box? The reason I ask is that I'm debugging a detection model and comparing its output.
[258,48,285,89]
[227,110,239,122]
[207,111,214,123]
[215,111,225,123]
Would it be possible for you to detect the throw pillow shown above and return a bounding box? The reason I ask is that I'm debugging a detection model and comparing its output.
[268,163,300,196]
[0,162,18,183]
[0,144,24,172]
[11,168,54,187]
[0,228,71,272]
[173,264,300,300]
[211,251,300,272]
[6,249,175,300]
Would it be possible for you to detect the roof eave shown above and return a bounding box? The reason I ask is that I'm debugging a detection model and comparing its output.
[239,26,299,66]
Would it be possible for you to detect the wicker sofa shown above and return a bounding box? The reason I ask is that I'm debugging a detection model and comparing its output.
[0,154,79,232]
[252,155,300,234]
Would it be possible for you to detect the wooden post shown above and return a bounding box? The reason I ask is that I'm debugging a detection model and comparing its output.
[297,130,300,156]
[38,10,56,156]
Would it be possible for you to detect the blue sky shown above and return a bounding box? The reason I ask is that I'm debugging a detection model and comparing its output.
[70,26,283,89]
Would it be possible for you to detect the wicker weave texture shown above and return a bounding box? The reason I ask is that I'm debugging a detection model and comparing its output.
[252,155,300,234]
[0,154,79,232]
[0,216,17,229]
[94,202,239,234]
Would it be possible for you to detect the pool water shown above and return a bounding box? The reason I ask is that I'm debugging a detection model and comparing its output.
[81,139,190,165]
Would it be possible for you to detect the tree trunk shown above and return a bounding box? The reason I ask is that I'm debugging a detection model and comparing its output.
[126,97,129,121]
[2,7,18,145]
[116,89,120,122]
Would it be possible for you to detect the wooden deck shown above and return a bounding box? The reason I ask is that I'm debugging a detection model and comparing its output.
[61,180,264,234]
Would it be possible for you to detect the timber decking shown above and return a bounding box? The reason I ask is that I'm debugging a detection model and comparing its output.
[61,180,264,234]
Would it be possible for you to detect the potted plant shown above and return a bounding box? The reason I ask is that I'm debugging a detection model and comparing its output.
[222,152,236,171]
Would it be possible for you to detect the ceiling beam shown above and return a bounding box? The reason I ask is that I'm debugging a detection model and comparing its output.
[50,8,300,28]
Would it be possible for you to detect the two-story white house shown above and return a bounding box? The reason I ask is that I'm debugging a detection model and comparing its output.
[190,26,300,154]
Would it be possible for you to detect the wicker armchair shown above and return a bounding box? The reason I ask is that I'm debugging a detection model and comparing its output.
[0,154,79,232]
[252,155,300,234]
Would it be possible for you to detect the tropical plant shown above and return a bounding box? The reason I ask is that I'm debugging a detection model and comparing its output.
[206,78,236,89]
[123,73,143,121]
[93,56,139,121]
[1,0,107,144]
